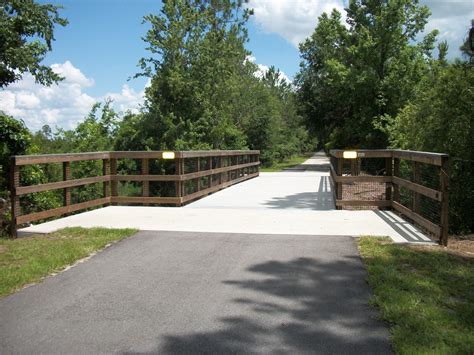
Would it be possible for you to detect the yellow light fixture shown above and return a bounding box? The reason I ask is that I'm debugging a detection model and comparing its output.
[162,151,175,159]
[343,151,357,159]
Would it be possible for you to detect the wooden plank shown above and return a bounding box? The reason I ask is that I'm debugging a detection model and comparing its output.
[392,176,442,202]
[14,152,110,165]
[110,196,181,205]
[102,159,110,199]
[392,150,446,166]
[329,150,392,158]
[142,158,149,206]
[336,200,392,207]
[180,150,260,158]
[112,174,179,182]
[110,151,167,159]
[336,158,343,209]
[385,157,392,202]
[16,175,110,195]
[333,175,392,183]
[17,197,110,224]
[63,161,71,208]
[10,158,20,237]
[181,172,259,203]
[440,156,450,246]
[110,158,118,205]
[180,161,259,180]
[393,158,400,203]
[413,161,421,213]
[392,201,441,237]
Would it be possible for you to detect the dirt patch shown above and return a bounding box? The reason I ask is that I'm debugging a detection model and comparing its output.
[411,235,474,259]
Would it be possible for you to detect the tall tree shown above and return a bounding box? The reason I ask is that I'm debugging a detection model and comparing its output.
[0,0,68,88]
[136,0,252,150]
[297,0,437,149]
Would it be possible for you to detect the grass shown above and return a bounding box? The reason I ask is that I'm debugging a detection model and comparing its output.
[358,237,474,354]
[260,153,314,172]
[0,227,137,298]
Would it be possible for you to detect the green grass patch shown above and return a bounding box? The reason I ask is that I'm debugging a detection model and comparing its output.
[0,227,137,298]
[358,237,474,354]
[260,153,314,172]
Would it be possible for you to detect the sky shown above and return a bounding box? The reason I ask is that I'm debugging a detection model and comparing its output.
[1,0,473,132]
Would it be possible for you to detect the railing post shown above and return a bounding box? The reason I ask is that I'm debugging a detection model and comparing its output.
[10,157,19,238]
[102,159,110,204]
[336,157,343,210]
[175,156,183,206]
[63,161,71,208]
[385,157,392,204]
[110,158,118,205]
[393,158,400,204]
[196,157,201,192]
[413,161,421,213]
[142,158,149,206]
[440,156,450,246]
[208,156,213,187]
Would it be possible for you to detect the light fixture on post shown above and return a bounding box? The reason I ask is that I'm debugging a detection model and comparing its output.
[162,151,175,160]
[343,151,357,159]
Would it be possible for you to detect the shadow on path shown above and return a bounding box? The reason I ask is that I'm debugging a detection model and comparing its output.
[263,176,335,210]
[375,210,432,243]
[152,250,392,354]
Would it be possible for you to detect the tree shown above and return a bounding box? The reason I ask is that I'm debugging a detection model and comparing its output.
[385,62,474,234]
[0,111,31,193]
[297,0,437,149]
[0,0,68,88]
[136,0,252,150]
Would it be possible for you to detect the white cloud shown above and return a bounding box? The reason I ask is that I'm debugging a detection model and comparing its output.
[246,55,292,84]
[420,0,474,58]
[0,61,146,131]
[248,0,345,48]
[249,0,473,58]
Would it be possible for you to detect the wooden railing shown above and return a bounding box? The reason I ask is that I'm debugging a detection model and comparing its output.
[329,149,449,245]
[10,150,260,237]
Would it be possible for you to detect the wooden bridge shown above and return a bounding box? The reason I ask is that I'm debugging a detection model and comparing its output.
[11,149,449,244]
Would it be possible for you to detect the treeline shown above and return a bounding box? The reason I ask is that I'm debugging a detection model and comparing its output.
[296,0,473,233]
[1,0,473,235]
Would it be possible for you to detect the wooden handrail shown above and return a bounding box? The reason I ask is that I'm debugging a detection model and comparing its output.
[10,150,260,237]
[329,149,449,245]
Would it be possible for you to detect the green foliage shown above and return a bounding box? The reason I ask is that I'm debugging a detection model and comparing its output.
[297,0,436,149]
[0,111,31,194]
[126,0,310,165]
[0,0,68,88]
[359,237,474,353]
[384,63,474,234]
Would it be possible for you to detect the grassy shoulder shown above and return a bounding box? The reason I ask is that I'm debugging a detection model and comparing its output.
[0,227,137,298]
[358,237,474,354]
[260,153,314,172]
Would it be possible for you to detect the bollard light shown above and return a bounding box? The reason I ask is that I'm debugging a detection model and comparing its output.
[343,151,357,159]
[162,151,175,159]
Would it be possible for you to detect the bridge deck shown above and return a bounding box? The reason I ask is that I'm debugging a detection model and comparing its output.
[20,152,432,243]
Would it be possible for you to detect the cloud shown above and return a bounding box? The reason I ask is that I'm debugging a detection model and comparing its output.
[248,0,345,47]
[0,61,146,132]
[420,0,474,58]
[248,0,473,58]
[246,55,292,84]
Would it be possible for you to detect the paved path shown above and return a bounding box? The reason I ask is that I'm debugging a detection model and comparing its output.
[0,231,392,354]
[20,152,431,243]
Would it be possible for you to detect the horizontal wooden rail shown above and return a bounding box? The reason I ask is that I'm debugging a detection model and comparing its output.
[15,175,110,195]
[10,150,260,237]
[329,149,449,245]
[17,197,110,225]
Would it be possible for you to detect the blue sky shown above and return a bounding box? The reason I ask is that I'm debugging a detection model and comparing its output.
[1,0,473,131]
[40,0,302,97]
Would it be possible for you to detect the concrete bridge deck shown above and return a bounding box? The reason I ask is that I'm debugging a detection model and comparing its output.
[20,152,431,243]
